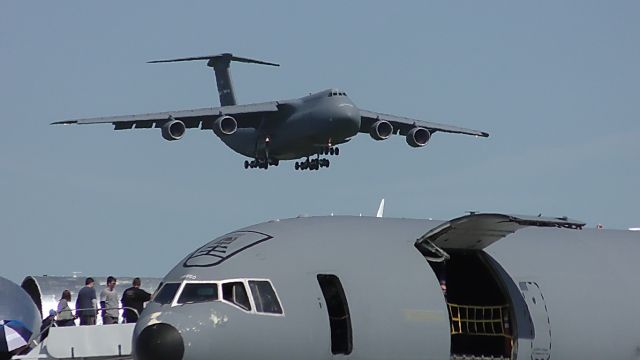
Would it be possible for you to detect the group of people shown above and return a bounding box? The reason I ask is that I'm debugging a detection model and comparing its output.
[50,276,152,327]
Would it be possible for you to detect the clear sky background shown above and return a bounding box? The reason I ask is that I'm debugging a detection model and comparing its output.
[2,1,639,283]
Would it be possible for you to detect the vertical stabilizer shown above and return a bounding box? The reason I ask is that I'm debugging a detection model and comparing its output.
[148,53,279,107]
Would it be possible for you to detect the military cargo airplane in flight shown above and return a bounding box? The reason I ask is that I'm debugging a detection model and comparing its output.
[131,213,640,360]
[52,53,488,170]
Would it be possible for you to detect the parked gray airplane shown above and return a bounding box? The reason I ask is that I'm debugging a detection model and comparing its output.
[52,53,488,170]
[131,213,640,360]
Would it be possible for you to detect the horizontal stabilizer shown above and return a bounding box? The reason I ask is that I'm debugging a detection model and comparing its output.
[147,52,278,106]
[147,53,279,67]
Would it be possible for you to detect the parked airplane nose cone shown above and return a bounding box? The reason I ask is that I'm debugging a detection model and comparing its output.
[135,323,184,360]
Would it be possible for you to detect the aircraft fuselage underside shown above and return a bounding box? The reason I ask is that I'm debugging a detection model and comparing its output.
[219,94,360,170]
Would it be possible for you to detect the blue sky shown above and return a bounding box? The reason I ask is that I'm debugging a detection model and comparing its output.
[2,1,639,282]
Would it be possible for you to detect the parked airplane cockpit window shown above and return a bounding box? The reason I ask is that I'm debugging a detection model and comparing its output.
[222,282,251,311]
[249,280,283,314]
[153,283,181,305]
[177,283,218,304]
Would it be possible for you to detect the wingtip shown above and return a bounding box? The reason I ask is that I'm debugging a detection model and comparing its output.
[51,120,78,125]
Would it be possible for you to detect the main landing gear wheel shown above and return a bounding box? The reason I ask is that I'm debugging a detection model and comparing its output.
[319,146,340,156]
[244,159,275,170]
[294,158,330,171]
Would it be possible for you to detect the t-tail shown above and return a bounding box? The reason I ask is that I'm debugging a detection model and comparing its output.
[148,53,279,107]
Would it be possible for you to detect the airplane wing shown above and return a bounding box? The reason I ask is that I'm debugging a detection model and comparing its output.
[417,213,585,252]
[51,101,279,130]
[359,109,489,137]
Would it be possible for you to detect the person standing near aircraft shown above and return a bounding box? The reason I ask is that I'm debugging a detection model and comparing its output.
[40,310,57,341]
[121,277,151,323]
[55,290,76,326]
[100,276,120,324]
[75,277,97,325]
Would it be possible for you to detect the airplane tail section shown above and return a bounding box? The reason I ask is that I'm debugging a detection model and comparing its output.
[148,53,279,107]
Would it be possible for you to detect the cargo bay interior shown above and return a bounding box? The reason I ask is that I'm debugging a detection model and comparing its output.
[418,247,515,360]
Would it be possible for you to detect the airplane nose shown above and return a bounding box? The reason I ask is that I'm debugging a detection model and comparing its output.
[332,104,360,135]
[135,323,184,360]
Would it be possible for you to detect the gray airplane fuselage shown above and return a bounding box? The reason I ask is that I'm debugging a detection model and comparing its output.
[132,216,640,360]
[221,89,360,160]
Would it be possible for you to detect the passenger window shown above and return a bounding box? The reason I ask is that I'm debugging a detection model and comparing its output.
[249,280,283,314]
[177,283,218,304]
[153,283,181,305]
[222,282,251,311]
[317,274,352,354]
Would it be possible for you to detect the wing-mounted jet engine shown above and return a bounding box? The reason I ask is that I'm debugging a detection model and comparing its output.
[369,120,393,140]
[212,116,238,137]
[406,127,431,147]
[161,117,186,141]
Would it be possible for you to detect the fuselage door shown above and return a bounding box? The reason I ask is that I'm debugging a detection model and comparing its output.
[415,213,584,258]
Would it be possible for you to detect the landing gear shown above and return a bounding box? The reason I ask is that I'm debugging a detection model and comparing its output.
[243,158,279,170]
[294,157,330,171]
[319,146,340,156]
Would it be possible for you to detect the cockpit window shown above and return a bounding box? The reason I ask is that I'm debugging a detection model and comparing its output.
[153,283,181,305]
[249,280,283,314]
[177,283,218,304]
[222,282,251,311]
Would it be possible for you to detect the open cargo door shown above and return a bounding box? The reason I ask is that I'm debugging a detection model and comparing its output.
[416,213,585,261]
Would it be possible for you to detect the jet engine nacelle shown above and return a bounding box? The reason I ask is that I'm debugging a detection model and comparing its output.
[369,120,393,140]
[161,120,186,141]
[213,115,238,137]
[406,127,430,147]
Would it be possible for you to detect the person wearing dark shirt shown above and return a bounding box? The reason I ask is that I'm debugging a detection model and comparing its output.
[40,310,57,341]
[75,277,97,325]
[121,277,151,323]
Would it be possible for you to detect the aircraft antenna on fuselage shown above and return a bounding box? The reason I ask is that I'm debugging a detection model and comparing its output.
[148,53,279,107]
